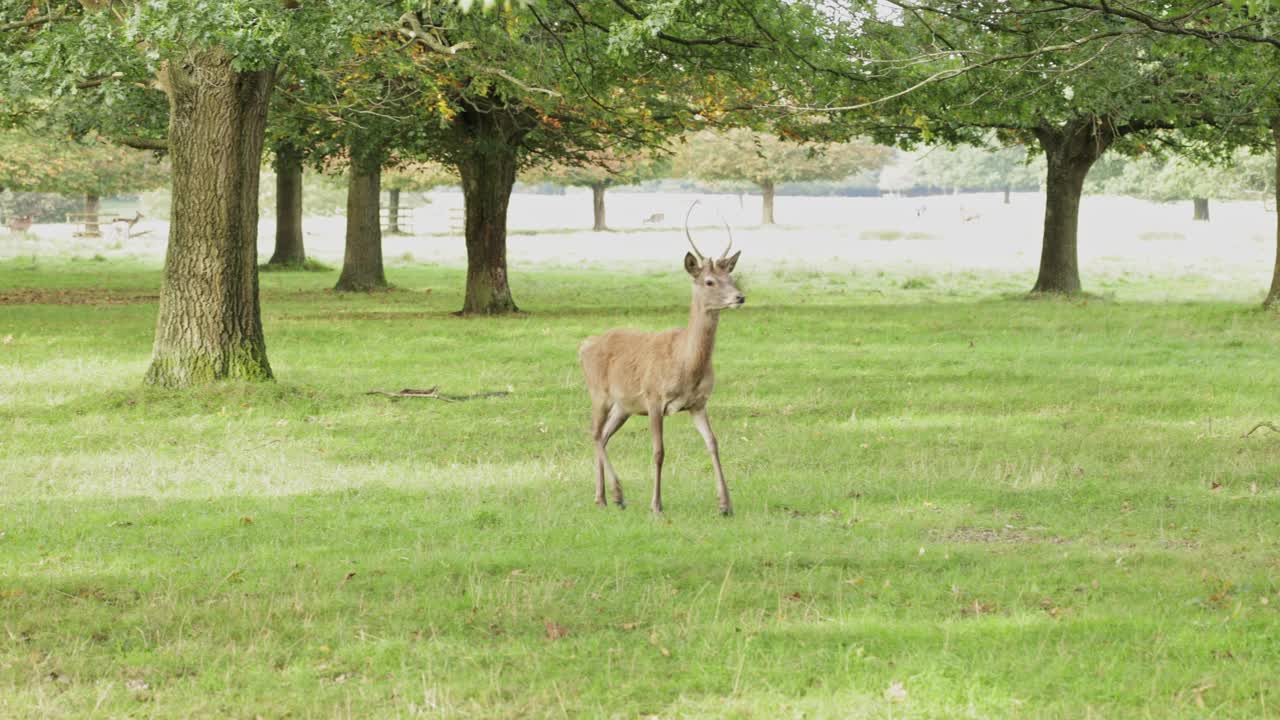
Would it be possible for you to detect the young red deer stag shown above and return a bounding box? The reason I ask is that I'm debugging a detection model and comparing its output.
[578,202,745,515]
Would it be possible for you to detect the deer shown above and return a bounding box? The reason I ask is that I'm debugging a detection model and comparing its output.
[578,201,745,516]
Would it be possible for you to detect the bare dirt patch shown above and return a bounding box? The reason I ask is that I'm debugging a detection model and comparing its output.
[0,289,158,306]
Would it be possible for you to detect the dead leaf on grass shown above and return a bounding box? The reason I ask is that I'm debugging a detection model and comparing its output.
[544,621,569,640]
[884,680,908,703]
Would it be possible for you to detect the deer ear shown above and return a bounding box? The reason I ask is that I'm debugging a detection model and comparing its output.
[684,252,701,276]
[717,251,741,273]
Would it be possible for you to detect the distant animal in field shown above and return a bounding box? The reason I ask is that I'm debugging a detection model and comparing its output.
[111,212,147,241]
[578,201,744,516]
[642,212,665,224]
[915,204,928,217]
[959,207,981,223]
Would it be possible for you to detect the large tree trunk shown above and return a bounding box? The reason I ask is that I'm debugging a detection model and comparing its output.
[455,109,523,315]
[144,51,273,388]
[84,194,101,237]
[1030,121,1113,295]
[591,182,608,231]
[1192,198,1210,222]
[334,158,386,292]
[761,179,776,225]
[387,188,401,234]
[268,144,305,266]
[1264,118,1280,308]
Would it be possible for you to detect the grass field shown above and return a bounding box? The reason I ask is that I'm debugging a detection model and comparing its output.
[2,255,1280,718]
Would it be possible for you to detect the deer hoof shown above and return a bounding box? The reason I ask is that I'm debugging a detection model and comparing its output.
[719,506,734,517]
[650,503,663,515]
[595,498,607,508]
[615,501,627,510]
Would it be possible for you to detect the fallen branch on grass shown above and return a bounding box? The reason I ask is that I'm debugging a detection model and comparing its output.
[1243,421,1280,438]
[366,386,510,402]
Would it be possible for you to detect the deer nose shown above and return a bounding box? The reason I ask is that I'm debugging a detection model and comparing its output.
[735,294,746,305]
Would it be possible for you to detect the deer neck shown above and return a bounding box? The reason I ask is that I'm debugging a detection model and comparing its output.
[683,295,720,378]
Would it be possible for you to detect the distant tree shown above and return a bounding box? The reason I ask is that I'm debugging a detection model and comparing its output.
[0,131,166,234]
[1096,150,1273,221]
[675,129,891,224]
[382,162,457,235]
[524,151,666,231]
[910,144,1043,202]
[265,141,308,267]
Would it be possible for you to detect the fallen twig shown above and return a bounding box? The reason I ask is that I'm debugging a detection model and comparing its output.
[366,386,511,402]
[1243,421,1280,438]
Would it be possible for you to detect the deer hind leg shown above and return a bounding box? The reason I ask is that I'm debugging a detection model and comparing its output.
[591,401,608,506]
[598,404,630,509]
[649,408,665,515]
[691,408,732,516]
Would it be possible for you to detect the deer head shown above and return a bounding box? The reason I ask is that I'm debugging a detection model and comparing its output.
[683,201,744,311]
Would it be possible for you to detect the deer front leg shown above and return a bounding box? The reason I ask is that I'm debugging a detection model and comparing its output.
[599,405,630,509]
[590,402,608,506]
[649,410,665,515]
[691,408,732,516]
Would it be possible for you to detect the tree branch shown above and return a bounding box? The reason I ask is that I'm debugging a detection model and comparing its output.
[768,28,1139,114]
[0,12,71,32]
[609,0,765,48]
[1042,0,1280,48]
[115,136,169,152]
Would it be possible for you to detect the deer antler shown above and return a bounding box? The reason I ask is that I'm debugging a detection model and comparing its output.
[717,212,734,258]
[684,201,705,260]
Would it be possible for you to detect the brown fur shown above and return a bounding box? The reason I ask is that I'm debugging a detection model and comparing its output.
[579,251,744,515]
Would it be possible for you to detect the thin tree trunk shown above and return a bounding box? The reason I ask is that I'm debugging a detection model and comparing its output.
[334,158,386,292]
[761,179,775,225]
[388,188,401,234]
[455,108,524,315]
[1192,198,1210,222]
[84,194,101,237]
[1264,118,1280,308]
[591,183,607,231]
[1030,122,1113,295]
[1003,185,1011,205]
[145,50,273,387]
[268,144,305,266]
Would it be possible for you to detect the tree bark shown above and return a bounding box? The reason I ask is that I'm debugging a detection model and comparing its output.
[1264,118,1280,308]
[387,188,401,234]
[84,194,101,237]
[1192,197,1210,222]
[1003,185,1011,205]
[591,182,608,231]
[760,179,776,225]
[455,108,525,315]
[268,144,305,266]
[1030,121,1113,295]
[145,51,273,387]
[334,158,387,292]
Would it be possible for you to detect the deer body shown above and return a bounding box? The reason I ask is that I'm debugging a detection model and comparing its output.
[579,204,743,515]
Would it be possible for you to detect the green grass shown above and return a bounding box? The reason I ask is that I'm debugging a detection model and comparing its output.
[2,257,1279,718]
